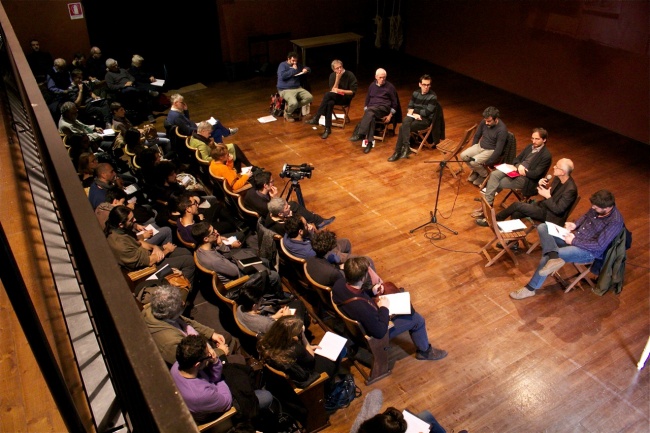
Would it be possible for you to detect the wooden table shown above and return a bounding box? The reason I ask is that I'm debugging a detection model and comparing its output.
[291,32,363,68]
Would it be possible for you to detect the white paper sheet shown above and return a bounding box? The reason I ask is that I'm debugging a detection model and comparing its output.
[151,79,165,87]
[380,292,411,315]
[257,115,278,123]
[403,410,431,433]
[137,224,159,237]
[314,331,347,361]
[546,221,570,239]
[496,219,527,232]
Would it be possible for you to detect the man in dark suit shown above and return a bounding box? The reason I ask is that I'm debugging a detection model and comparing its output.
[495,158,577,225]
[476,127,552,226]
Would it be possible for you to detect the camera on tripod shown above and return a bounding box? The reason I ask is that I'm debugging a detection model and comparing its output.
[279,163,314,181]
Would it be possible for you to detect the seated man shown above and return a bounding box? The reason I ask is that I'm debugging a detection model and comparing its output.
[460,106,509,186]
[68,69,112,129]
[331,257,447,361]
[305,230,347,288]
[88,162,126,210]
[58,101,112,152]
[105,205,195,282]
[192,221,283,296]
[510,189,624,300]
[176,193,241,246]
[305,59,357,139]
[388,74,438,162]
[165,93,238,144]
[282,215,351,265]
[495,158,577,225]
[171,334,272,424]
[243,170,334,227]
[475,127,552,226]
[143,283,237,365]
[348,68,399,154]
[276,51,313,122]
[104,58,157,122]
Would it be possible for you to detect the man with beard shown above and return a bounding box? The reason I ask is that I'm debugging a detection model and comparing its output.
[460,106,509,186]
[510,190,624,300]
[282,215,351,265]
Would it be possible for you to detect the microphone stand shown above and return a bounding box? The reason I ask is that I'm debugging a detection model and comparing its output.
[410,161,458,235]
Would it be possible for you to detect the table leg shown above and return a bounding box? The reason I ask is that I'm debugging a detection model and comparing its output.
[356,39,360,68]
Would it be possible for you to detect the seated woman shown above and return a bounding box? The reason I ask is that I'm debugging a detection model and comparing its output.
[235,280,308,336]
[209,144,251,190]
[77,151,99,188]
[257,316,341,392]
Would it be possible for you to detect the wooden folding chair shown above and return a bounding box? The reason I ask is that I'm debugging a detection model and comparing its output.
[197,406,237,433]
[331,293,392,385]
[331,103,351,129]
[408,121,434,155]
[426,123,477,178]
[373,117,398,142]
[262,363,330,433]
[479,195,529,267]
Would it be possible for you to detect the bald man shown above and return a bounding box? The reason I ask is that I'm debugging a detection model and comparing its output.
[494,158,578,225]
[349,68,399,154]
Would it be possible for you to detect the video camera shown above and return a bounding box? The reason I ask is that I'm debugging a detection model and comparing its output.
[279,163,314,181]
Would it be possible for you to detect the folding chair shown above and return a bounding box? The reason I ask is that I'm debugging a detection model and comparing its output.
[331,293,392,385]
[425,123,477,178]
[409,99,444,155]
[478,131,517,189]
[197,406,237,433]
[478,195,529,267]
[331,103,351,129]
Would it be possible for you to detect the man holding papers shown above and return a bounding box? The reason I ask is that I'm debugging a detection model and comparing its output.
[476,128,552,226]
[332,257,447,361]
[510,190,624,300]
[496,158,577,225]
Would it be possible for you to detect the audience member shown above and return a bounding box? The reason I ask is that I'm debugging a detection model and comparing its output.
[26,39,53,83]
[85,47,107,85]
[68,69,111,128]
[209,144,251,190]
[165,93,238,144]
[304,230,346,288]
[46,58,72,99]
[283,215,351,265]
[277,51,313,122]
[243,170,333,228]
[88,162,125,209]
[332,257,447,361]
[176,193,242,245]
[58,101,112,151]
[77,151,98,188]
[70,52,87,78]
[510,189,624,300]
[461,106,509,186]
[305,59,357,139]
[105,205,195,281]
[388,74,437,162]
[128,54,157,86]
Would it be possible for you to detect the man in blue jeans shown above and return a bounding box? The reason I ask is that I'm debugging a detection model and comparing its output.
[332,257,447,361]
[510,189,624,300]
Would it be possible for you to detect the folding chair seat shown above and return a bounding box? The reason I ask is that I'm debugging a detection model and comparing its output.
[331,103,351,129]
[331,293,392,385]
[262,363,330,433]
[409,99,445,155]
[373,117,398,142]
[426,123,477,178]
[197,406,237,433]
[478,195,529,267]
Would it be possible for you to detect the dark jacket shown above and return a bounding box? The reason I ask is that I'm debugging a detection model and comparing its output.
[513,144,552,197]
[539,177,578,225]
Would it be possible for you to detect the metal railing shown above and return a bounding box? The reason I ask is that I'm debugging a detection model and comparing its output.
[0,4,199,432]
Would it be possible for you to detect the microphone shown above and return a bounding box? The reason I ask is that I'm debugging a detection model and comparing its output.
[540,174,552,188]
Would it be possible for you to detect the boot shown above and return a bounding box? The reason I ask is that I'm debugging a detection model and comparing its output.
[387,142,403,162]
[399,144,412,159]
[305,116,319,125]
[321,128,331,139]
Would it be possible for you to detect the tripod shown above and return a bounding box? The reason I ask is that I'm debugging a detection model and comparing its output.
[410,161,458,235]
[283,179,305,207]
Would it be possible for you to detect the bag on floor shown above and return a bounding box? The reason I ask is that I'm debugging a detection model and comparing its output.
[270,93,285,117]
[324,373,362,411]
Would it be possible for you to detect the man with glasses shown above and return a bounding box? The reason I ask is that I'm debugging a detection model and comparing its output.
[305,59,358,139]
[493,158,577,225]
[165,93,238,144]
[510,189,624,300]
[388,74,438,162]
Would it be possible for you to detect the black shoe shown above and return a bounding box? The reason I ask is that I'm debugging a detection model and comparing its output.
[363,140,374,154]
[317,216,335,229]
[399,146,412,159]
[305,117,319,125]
[321,128,331,139]
[387,152,400,162]
[349,134,362,142]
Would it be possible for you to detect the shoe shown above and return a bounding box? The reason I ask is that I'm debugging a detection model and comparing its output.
[349,134,362,142]
[363,140,374,154]
[321,128,331,139]
[399,146,412,159]
[467,172,479,182]
[475,218,488,227]
[284,113,295,123]
[317,216,335,229]
[387,152,400,162]
[472,176,486,186]
[229,127,239,135]
[416,345,447,361]
[495,242,519,251]
[510,287,536,300]
[470,210,484,218]
[539,257,565,276]
[305,117,319,125]
[147,114,155,123]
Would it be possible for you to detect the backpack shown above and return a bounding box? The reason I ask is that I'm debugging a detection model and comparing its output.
[270,93,285,117]
[324,373,362,411]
